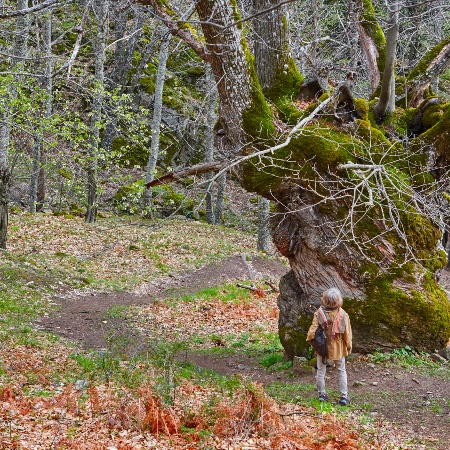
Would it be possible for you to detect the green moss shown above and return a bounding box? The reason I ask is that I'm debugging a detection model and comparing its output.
[266,57,304,120]
[111,136,149,168]
[279,320,311,358]
[396,107,417,134]
[242,126,355,195]
[241,41,275,138]
[354,98,369,121]
[407,38,450,82]
[343,268,450,352]
[361,0,386,75]
[421,103,449,131]
[410,103,450,158]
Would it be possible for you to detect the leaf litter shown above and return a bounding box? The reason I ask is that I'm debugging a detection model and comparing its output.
[0,214,445,448]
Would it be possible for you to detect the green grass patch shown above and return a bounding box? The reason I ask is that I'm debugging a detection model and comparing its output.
[178,283,253,305]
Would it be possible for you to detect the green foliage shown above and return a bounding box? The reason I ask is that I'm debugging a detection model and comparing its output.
[152,185,196,217]
[259,351,292,370]
[368,346,439,368]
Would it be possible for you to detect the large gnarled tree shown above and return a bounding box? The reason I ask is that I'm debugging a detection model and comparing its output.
[141,0,450,356]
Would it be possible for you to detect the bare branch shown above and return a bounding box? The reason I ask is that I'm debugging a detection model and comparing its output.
[221,0,298,31]
[66,1,92,78]
[146,161,227,188]
[146,96,332,189]
[0,0,66,19]
[140,0,210,62]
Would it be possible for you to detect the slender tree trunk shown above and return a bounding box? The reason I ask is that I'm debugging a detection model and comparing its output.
[29,138,41,213]
[214,173,226,224]
[0,0,29,247]
[30,12,52,213]
[373,1,400,121]
[86,0,108,223]
[143,30,172,213]
[204,65,217,224]
[257,196,270,252]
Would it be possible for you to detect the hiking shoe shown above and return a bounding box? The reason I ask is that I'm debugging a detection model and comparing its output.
[339,396,351,406]
[318,393,329,402]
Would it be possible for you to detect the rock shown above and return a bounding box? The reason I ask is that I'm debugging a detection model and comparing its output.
[372,381,379,386]
[292,356,310,374]
[353,381,366,387]
[439,347,450,360]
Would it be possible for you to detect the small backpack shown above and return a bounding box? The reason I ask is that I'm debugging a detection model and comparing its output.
[310,308,329,358]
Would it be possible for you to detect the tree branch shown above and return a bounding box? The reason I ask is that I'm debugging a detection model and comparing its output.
[146,96,332,188]
[0,0,66,19]
[146,160,227,188]
[137,0,210,62]
[221,0,298,31]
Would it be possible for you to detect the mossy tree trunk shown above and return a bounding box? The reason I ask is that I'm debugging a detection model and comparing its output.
[353,0,386,95]
[405,38,450,107]
[139,0,450,356]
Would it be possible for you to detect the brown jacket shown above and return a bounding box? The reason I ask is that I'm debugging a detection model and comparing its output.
[306,308,352,360]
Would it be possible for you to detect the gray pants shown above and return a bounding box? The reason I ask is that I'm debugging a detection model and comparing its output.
[316,356,348,397]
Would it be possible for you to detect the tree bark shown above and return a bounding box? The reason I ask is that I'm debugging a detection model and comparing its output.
[143,29,172,212]
[204,65,218,225]
[251,0,289,95]
[86,0,108,223]
[373,1,400,121]
[257,196,270,252]
[0,0,30,247]
[195,0,256,152]
[214,172,226,225]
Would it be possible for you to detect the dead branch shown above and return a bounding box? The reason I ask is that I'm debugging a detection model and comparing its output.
[278,410,325,419]
[146,160,227,188]
[0,0,65,19]
[265,280,279,293]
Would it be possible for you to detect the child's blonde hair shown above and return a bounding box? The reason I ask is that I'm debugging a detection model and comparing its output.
[321,288,343,309]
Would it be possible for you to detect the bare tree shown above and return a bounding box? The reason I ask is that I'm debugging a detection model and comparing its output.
[143,29,173,213]
[0,0,31,248]
[86,0,108,223]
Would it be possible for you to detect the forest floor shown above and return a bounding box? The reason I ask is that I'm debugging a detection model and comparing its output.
[36,251,450,449]
[1,213,450,449]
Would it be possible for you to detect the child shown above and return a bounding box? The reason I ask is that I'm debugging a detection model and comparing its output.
[306,288,352,405]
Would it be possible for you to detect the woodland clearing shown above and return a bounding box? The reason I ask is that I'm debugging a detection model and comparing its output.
[0,214,449,449]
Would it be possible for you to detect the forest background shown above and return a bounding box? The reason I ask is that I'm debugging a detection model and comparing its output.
[1,0,450,448]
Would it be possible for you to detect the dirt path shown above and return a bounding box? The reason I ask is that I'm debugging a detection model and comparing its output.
[35,254,287,350]
[35,256,450,449]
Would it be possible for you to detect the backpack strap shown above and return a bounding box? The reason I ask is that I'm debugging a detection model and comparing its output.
[317,307,329,329]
